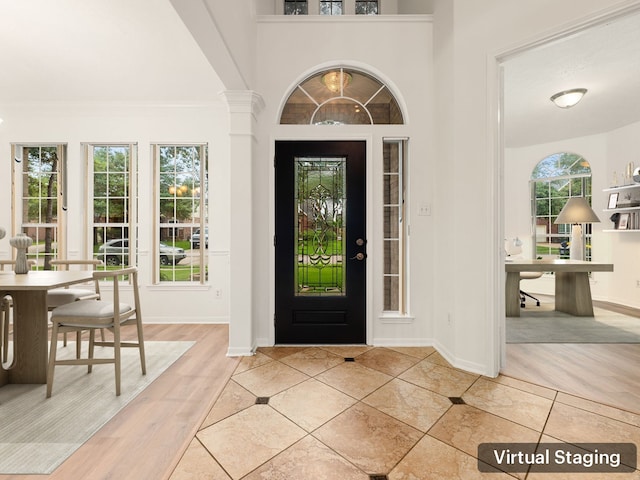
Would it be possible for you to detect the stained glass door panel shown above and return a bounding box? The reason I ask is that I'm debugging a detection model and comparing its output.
[295,158,346,296]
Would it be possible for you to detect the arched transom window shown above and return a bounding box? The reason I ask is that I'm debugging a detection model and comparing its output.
[280,67,404,125]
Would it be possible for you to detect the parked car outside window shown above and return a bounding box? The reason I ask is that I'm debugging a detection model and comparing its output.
[190,228,209,249]
[97,239,186,266]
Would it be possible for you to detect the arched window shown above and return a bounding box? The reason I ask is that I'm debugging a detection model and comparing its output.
[280,67,404,125]
[531,152,593,260]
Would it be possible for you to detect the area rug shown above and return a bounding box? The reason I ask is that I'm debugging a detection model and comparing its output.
[507,303,640,343]
[0,340,194,474]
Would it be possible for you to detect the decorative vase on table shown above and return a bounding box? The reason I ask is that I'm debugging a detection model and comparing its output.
[9,233,33,274]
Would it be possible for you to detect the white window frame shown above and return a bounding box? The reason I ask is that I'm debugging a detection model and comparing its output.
[85,143,138,270]
[11,143,67,269]
[383,138,408,314]
[152,143,208,285]
[530,153,593,261]
[355,0,378,14]
[284,0,308,14]
[320,0,343,15]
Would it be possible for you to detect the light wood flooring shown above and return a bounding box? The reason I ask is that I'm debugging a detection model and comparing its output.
[0,311,638,478]
[503,343,640,413]
[502,298,640,414]
[0,324,239,480]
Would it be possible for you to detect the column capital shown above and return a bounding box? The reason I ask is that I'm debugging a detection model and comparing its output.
[220,90,265,115]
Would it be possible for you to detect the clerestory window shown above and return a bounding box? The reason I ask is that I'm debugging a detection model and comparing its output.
[356,0,378,14]
[320,0,342,15]
[284,0,308,14]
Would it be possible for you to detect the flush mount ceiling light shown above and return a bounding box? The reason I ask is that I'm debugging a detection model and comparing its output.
[550,88,587,108]
[322,70,352,93]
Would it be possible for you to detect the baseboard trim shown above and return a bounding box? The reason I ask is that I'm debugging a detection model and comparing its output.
[433,339,490,376]
[371,337,432,347]
[144,316,229,324]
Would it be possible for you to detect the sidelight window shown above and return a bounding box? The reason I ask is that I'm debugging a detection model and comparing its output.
[383,139,407,312]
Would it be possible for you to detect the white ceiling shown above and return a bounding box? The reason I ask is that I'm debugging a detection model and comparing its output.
[1,1,639,148]
[0,0,224,105]
[503,10,640,148]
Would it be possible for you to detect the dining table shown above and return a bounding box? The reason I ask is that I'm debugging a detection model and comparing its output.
[0,269,95,385]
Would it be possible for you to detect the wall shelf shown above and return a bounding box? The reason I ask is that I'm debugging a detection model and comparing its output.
[603,184,640,192]
[604,207,640,212]
[604,183,640,231]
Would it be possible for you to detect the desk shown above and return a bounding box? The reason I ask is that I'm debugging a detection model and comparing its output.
[505,260,613,317]
[0,270,94,385]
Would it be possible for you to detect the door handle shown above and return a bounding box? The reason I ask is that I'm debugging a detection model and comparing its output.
[350,252,366,261]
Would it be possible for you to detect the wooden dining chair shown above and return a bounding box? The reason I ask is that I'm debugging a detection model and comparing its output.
[0,259,36,363]
[48,259,103,358]
[46,266,146,398]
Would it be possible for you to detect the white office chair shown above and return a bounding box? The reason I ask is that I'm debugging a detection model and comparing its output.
[505,238,542,309]
[519,271,542,307]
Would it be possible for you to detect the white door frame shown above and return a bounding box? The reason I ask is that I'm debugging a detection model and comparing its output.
[268,133,375,346]
[491,2,640,374]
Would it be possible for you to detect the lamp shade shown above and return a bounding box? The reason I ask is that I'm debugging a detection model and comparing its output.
[554,197,600,224]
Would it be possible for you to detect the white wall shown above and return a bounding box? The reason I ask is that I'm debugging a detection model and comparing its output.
[253,15,435,347]
[431,0,638,375]
[0,102,232,324]
[604,122,640,305]
[248,0,639,375]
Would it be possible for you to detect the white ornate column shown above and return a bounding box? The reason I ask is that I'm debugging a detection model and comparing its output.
[220,91,264,356]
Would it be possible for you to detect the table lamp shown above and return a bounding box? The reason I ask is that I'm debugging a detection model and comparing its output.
[554,197,600,260]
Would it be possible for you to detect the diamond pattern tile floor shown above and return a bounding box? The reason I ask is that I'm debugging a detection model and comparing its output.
[170,346,640,479]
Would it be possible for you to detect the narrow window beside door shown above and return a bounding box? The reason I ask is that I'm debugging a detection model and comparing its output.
[383,139,407,313]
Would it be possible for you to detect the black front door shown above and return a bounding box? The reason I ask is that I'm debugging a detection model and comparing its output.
[275,141,366,344]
